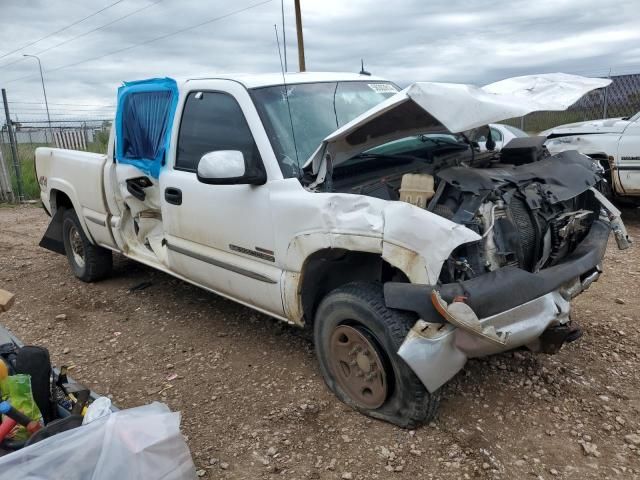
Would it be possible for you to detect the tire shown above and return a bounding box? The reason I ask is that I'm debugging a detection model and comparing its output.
[61,209,112,282]
[314,282,440,428]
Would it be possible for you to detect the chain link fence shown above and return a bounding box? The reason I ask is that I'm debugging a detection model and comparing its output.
[0,121,111,201]
[502,73,640,133]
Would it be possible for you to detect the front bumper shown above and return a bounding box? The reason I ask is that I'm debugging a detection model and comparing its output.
[385,219,613,393]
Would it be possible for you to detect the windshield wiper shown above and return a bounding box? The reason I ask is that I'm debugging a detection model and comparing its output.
[419,135,467,147]
[350,152,425,163]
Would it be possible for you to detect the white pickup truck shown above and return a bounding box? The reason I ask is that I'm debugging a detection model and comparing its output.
[543,112,640,201]
[35,72,629,427]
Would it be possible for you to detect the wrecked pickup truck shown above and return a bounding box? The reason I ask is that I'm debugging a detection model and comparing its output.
[35,72,630,428]
[543,112,640,202]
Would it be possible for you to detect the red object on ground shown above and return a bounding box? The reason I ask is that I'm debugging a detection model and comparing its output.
[0,418,18,442]
[26,420,41,434]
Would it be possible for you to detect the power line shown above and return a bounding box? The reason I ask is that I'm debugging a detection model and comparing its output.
[0,0,127,61]
[11,111,114,115]
[9,106,114,111]
[12,112,112,117]
[8,101,114,107]
[10,119,111,124]
[10,104,114,109]
[0,0,165,71]
[4,0,274,85]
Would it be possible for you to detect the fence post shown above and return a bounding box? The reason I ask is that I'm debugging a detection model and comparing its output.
[0,147,15,203]
[520,116,525,132]
[1,89,24,202]
[603,68,611,118]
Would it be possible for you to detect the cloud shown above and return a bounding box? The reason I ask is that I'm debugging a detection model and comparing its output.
[0,0,638,121]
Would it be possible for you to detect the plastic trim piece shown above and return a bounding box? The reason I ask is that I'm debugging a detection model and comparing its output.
[166,242,277,284]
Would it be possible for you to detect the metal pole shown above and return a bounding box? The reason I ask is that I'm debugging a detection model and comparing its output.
[23,54,53,144]
[0,147,15,203]
[2,89,24,202]
[281,0,287,72]
[602,68,611,118]
[294,0,305,72]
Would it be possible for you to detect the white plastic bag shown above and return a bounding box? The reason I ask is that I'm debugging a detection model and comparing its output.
[0,402,196,480]
[82,396,112,424]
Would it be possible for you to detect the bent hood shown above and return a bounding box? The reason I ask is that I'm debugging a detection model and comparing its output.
[308,73,611,176]
[541,116,631,138]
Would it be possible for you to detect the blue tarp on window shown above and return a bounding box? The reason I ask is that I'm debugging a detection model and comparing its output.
[115,77,178,178]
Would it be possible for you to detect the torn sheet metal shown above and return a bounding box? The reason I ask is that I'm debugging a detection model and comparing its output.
[309,73,611,174]
[590,187,632,250]
[381,201,481,284]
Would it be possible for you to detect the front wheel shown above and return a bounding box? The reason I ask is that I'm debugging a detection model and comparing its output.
[314,282,439,428]
[61,209,112,282]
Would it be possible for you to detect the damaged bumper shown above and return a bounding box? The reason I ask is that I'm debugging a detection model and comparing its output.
[385,219,614,393]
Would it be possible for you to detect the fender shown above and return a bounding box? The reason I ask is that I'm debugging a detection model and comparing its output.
[44,179,96,253]
[280,203,480,325]
[281,232,383,325]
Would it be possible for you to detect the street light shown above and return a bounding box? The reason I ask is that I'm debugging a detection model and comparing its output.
[23,54,53,144]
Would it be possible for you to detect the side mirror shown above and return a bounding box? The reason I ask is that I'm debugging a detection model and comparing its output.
[196,150,266,185]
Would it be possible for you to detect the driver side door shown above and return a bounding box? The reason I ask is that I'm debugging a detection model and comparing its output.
[160,88,285,317]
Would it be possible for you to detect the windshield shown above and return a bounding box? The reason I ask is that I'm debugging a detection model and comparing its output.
[627,111,640,123]
[251,81,399,178]
[502,125,529,137]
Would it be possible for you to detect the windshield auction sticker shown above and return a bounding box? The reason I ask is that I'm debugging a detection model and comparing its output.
[368,83,398,94]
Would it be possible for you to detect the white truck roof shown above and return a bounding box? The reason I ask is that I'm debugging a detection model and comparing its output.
[182,71,389,89]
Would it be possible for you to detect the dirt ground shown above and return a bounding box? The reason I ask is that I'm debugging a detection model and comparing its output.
[1,205,639,479]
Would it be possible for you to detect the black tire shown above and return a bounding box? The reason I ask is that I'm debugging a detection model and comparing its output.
[61,208,112,282]
[314,282,440,428]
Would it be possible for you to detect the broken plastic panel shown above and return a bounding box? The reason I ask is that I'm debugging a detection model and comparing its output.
[115,77,179,178]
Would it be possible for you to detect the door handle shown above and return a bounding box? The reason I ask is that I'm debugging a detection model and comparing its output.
[164,187,182,205]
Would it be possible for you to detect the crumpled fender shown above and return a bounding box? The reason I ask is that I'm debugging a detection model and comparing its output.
[275,184,481,323]
[381,201,481,284]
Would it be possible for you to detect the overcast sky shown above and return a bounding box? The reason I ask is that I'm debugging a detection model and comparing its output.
[1,0,640,122]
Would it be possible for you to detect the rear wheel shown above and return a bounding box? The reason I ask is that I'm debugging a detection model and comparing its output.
[314,282,440,428]
[62,209,112,282]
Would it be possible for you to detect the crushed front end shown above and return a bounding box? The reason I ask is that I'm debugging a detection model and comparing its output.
[383,146,631,393]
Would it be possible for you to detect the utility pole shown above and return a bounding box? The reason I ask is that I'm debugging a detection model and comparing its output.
[294,0,306,72]
[1,89,24,202]
[23,54,53,144]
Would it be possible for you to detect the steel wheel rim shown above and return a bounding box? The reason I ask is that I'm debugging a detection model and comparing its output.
[69,226,85,268]
[329,324,388,409]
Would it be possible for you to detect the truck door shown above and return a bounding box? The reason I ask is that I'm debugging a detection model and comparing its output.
[109,78,179,265]
[616,116,640,195]
[160,85,285,317]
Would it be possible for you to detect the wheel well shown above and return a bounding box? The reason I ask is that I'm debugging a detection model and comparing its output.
[300,249,408,325]
[51,189,73,213]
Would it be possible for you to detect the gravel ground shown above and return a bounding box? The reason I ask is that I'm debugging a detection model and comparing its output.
[1,205,639,479]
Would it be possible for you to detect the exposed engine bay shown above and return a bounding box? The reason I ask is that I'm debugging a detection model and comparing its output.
[330,136,603,282]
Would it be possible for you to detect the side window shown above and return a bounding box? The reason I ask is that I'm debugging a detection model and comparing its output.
[490,127,503,142]
[176,91,262,173]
